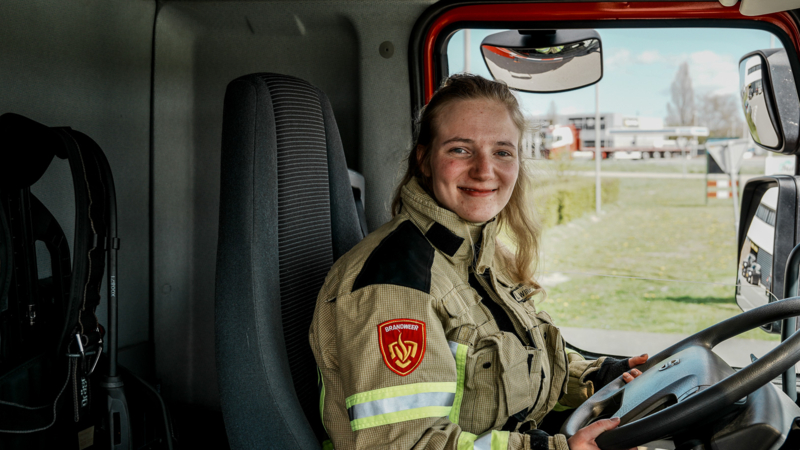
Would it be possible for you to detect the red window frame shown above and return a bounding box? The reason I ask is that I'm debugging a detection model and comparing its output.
[421,2,800,102]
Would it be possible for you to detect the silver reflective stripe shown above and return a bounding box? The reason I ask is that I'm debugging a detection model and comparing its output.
[348,391,455,420]
[449,341,459,358]
[474,433,492,450]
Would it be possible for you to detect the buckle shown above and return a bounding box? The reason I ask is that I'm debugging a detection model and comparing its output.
[68,333,103,377]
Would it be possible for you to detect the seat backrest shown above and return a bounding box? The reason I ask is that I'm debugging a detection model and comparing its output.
[215,73,363,449]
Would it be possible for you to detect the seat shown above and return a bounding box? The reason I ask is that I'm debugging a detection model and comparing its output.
[215,74,364,449]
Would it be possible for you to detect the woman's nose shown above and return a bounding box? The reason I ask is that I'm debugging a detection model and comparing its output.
[470,153,493,179]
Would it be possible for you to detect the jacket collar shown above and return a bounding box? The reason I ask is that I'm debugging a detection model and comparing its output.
[400,178,498,272]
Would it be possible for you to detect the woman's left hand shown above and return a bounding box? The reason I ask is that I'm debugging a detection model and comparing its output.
[621,353,648,383]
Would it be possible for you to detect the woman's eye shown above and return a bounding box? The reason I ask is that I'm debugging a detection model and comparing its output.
[496,150,513,157]
[450,147,468,154]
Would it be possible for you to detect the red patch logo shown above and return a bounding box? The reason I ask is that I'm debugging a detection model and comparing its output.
[378,319,426,376]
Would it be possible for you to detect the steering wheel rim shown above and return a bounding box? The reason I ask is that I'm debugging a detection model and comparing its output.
[562,296,800,450]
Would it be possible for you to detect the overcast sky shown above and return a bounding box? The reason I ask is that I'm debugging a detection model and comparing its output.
[447,27,782,120]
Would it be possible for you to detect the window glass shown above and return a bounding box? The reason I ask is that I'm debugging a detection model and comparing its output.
[447,27,789,370]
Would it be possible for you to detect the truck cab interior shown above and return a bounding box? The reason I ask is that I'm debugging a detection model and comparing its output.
[5,1,800,449]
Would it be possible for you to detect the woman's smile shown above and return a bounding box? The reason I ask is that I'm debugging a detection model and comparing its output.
[458,186,498,196]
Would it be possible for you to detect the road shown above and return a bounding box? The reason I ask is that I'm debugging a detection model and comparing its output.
[561,326,789,370]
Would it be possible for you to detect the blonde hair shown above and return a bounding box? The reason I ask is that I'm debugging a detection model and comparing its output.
[392,74,543,294]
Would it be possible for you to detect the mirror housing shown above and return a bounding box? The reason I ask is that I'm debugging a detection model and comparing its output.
[739,49,800,155]
[737,175,799,333]
[480,29,602,93]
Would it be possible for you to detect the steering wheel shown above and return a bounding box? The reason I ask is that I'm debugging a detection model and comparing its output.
[562,296,800,450]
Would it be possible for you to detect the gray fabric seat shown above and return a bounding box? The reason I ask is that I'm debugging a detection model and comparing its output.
[215,74,363,449]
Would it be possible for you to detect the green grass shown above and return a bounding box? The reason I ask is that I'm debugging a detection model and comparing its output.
[532,176,779,342]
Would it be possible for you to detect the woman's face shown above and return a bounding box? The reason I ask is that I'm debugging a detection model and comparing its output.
[420,98,520,223]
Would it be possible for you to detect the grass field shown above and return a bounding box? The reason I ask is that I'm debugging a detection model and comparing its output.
[531,171,779,343]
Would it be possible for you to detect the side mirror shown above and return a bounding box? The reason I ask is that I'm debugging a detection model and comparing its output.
[481,29,602,93]
[739,49,800,155]
[736,176,799,333]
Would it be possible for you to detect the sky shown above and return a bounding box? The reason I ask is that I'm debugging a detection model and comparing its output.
[447,27,782,120]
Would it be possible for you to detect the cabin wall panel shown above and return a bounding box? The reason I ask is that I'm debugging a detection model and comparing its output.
[153,0,432,409]
[0,0,155,368]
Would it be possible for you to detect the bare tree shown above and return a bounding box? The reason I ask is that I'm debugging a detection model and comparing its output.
[665,62,696,126]
[696,93,744,138]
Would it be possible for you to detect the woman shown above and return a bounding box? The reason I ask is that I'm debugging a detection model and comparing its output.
[309,74,646,450]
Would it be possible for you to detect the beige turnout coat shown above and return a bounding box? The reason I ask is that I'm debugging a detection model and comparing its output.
[309,179,605,450]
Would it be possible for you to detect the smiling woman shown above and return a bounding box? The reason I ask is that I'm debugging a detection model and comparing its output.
[310,74,648,450]
[421,98,520,223]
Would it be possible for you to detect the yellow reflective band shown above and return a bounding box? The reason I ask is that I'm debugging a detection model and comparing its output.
[458,431,478,450]
[448,341,468,424]
[552,401,575,412]
[458,431,510,450]
[349,405,453,431]
[565,348,578,355]
[317,367,327,430]
[345,382,456,408]
[322,439,334,450]
[490,430,510,450]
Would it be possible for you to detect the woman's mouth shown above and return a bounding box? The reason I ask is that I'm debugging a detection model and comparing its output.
[459,187,497,197]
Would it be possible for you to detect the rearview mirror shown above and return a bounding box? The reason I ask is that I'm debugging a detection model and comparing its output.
[481,29,602,93]
[739,49,800,155]
[737,176,799,333]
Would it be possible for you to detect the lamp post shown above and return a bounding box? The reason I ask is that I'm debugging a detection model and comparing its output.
[595,83,601,214]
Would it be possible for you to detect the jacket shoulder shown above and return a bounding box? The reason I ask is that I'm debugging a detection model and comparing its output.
[319,217,436,300]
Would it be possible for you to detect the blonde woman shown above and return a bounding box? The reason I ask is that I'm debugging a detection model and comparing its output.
[310,74,646,450]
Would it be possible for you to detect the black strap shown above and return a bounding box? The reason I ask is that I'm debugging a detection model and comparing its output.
[53,129,109,354]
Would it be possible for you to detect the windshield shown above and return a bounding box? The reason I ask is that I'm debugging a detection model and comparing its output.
[447,27,792,371]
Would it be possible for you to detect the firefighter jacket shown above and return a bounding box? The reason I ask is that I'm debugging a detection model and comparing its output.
[309,178,607,450]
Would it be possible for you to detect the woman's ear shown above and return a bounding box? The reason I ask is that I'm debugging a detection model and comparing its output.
[416,145,430,177]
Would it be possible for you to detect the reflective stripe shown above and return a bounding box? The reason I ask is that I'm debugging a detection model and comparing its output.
[322,439,334,450]
[345,382,456,431]
[458,431,478,450]
[350,406,453,431]
[490,430,510,450]
[458,431,510,450]
[552,401,574,412]
[345,382,456,408]
[448,341,468,424]
[349,391,455,420]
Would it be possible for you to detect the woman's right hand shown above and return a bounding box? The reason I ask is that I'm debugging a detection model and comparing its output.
[566,418,635,450]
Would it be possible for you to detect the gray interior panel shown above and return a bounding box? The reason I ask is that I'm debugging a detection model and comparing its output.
[0,0,155,367]
[153,0,431,408]
[0,0,433,413]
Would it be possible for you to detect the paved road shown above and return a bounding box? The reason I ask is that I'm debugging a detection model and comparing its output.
[561,326,789,370]
[565,170,759,182]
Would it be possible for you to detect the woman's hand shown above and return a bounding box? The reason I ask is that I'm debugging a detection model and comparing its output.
[621,353,648,383]
[566,418,636,450]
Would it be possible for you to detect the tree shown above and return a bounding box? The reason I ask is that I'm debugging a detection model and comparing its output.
[696,93,744,138]
[665,62,696,126]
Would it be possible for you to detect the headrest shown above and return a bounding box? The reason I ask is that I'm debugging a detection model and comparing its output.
[0,113,66,190]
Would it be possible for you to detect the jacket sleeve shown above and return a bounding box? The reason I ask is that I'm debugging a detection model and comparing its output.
[310,283,537,450]
[558,352,607,409]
